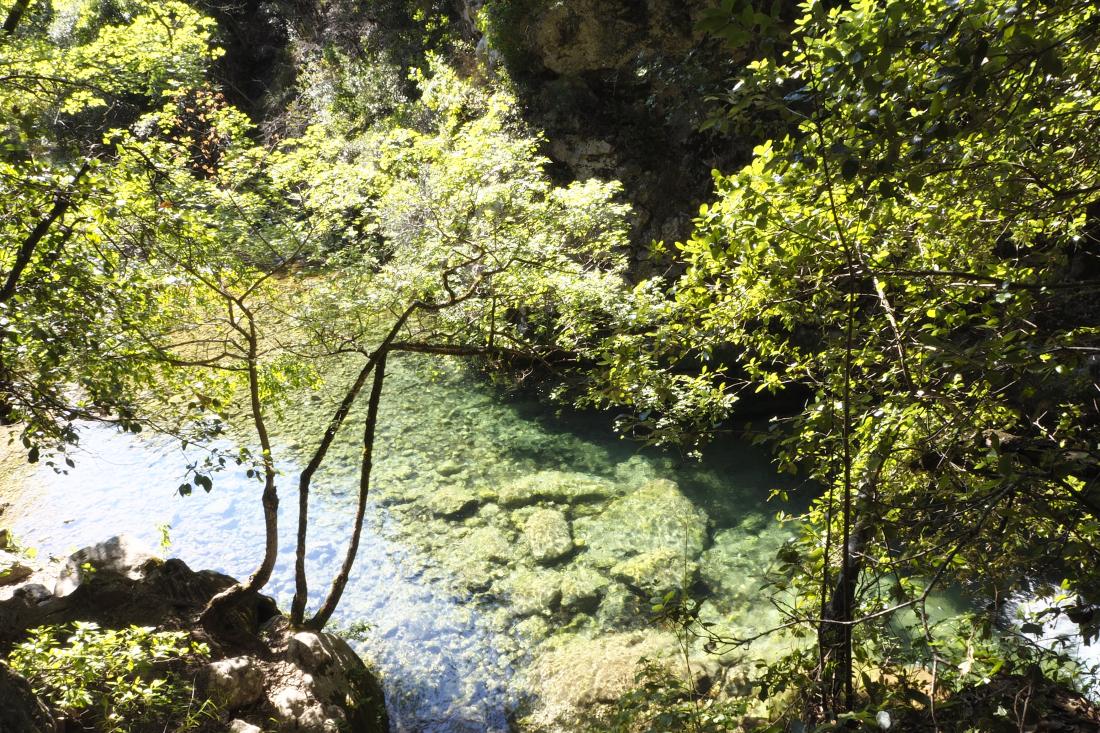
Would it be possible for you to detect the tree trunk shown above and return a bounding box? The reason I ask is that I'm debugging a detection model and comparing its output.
[818,516,869,711]
[290,306,418,625]
[2,0,30,34]
[0,162,89,425]
[306,350,387,630]
[202,311,278,626]
[290,356,378,625]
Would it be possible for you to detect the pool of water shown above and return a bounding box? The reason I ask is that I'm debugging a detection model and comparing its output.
[1,353,797,731]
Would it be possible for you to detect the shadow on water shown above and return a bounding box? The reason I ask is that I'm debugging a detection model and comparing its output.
[453,368,810,528]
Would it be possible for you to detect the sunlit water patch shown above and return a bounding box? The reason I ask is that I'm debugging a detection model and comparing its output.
[1,354,797,731]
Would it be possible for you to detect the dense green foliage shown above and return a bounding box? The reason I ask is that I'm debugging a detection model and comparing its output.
[586,0,1100,724]
[8,622,214,732]
[4,0,635,633]
[5,0,1100,729]
[0,0,220,460]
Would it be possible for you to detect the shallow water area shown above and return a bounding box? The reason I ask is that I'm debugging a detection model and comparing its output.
[1,354,797,731]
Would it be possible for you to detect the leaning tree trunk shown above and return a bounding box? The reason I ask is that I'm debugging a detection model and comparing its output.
[201,310,279,628]
[290,356,378,625]
[291,305,419,626]
[305,350,387,630]
[3,0,30,33]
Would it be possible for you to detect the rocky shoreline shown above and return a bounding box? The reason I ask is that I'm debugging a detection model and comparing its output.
[0,535,387,733]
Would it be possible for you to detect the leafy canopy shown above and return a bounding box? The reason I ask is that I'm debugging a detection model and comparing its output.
[586,0,1100,713]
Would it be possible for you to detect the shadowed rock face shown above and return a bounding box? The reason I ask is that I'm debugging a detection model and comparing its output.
[465,0,750,251]
[490,0,705,76]
[0,661,54,733]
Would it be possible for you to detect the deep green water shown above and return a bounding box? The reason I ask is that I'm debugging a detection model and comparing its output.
[3,354,801,731]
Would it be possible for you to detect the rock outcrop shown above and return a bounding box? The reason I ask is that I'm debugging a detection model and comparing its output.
[0,536,388,733]
[467,0,754,251]
[0,661,54,733]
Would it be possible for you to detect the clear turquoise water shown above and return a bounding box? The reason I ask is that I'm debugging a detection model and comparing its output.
[2,353,797,731]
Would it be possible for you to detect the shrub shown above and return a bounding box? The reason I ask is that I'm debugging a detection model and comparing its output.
[7,622,217,733]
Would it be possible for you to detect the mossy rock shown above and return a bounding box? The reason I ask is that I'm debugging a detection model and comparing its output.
[559,567,610,613]
[426,485,480,519]
[699,520,788,599]
[460,526,513,565]
[499,568,562,617]
[435,459,465,477]
[573,479,708,568]
[498,471,618,508]
[611,548,698,598]
[523,509,574,564]
[595,581,642,627]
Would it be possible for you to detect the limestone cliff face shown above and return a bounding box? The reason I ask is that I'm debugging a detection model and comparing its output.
[478,0,707,75]
[466,0,747,255]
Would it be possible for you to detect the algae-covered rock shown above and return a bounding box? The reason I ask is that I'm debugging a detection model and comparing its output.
[520,630,681,731]
[523,509,574,564]
[514,615,551,641]
[500,568,562,617]
[445,526,515,591]
[573,479,708,568]
[435,459,464,477]
[558,567,609,612]
[460,526,513,565]
[498,471,618,508]
[699,527,761,598]
[699,519,789,599]
[427,485,479,519]
[611,548,698,598]
[595,581,641,628]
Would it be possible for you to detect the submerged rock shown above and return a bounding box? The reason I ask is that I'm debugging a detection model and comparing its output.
[523,509,574,564]
[460,526,513,564]
[435,459,465,477]
[595,581,642,628]
[427,485,480,519]
[573,479,709,568]
[500,568,562,617]
[498,470,618,508]
[514,614,551,641]
[699,522,776,599]
[611,548,699,598]
[519,630,681,731]
[558,567,610,613]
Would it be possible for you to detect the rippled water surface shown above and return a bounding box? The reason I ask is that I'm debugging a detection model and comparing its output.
[2,354,798,731]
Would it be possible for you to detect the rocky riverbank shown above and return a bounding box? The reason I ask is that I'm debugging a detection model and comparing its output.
[0,535,387,733]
